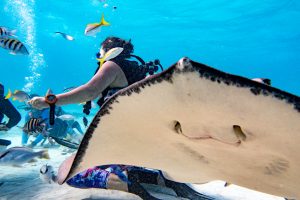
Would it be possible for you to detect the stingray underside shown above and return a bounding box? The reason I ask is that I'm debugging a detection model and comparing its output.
[63,57,300,198]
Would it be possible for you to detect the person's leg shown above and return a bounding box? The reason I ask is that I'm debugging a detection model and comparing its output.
[31,133,45,147]
[21,132,29,145]
[67,167,110,189]
[72,121,84,134]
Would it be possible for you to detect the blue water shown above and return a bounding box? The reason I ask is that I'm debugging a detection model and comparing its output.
[0,1,299,199]
[0,0,299,98]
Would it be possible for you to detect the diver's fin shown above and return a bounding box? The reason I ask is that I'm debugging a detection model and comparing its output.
[127,170,162,200]
[100,13,110,26]
[164,178,214,200]
[50,136,79,149]
[5,89,11,99]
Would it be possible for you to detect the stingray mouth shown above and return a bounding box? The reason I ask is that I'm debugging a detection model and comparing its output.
[173,120,182,134]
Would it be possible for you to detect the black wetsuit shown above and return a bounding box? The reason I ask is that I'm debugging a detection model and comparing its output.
[97,58,148,107]
[0,84,21,129]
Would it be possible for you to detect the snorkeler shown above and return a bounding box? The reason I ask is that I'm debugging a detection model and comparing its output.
[0,83,21,132]
[29,37,209,199]
[29,36,159,109]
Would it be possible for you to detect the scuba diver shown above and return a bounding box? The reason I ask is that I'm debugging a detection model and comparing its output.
[0,83,21,132]
[29,36,163,110]
[29,37,208,199]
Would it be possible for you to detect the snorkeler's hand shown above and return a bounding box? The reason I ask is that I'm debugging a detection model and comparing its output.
[28,96,48,110]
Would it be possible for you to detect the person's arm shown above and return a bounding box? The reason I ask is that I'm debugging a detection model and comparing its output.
[29,61,121,109]
[0,99,21,129]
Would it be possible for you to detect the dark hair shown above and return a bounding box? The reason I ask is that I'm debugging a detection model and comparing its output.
[101,37,134,59]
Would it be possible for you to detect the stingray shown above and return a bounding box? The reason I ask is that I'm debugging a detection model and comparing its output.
[59,57,300,199]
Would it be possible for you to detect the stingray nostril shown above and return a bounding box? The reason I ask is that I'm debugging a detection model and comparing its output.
[173,120,182,134]
[233,125,247,141]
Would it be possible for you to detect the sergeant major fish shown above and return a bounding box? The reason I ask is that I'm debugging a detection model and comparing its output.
[23,118,47,134]
[0,147,49,166]
[0,27,16,38]
[0,38,29,55]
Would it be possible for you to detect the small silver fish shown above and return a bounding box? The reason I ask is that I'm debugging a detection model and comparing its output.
[252,78,271,86]
[0,27,16,38]
[57,114,75,121]
[0,147,49,166]
[55,32,74,41]
[0,38,29,55]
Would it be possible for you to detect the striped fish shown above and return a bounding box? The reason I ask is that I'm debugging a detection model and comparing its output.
[23,118,46,134]
[0,27,16,38]
[0,38,29,55]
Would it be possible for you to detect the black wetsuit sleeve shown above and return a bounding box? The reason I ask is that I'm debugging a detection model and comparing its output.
[0,99,21,128]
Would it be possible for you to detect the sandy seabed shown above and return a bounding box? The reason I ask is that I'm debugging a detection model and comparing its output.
[0,128,285,200]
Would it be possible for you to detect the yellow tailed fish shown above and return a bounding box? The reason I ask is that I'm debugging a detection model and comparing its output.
[84,14,110,36]
[97,47,123,68]
[5,89,12,99]
[5,89,30,102]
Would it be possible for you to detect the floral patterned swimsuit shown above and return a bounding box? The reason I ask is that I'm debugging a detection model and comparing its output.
[67,165,131,189]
